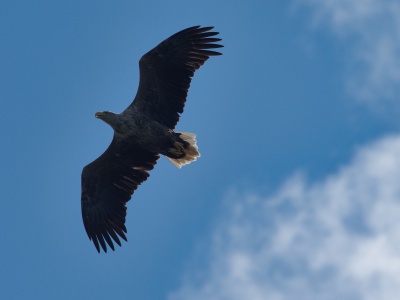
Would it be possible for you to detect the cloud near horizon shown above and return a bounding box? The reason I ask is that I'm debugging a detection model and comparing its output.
[297,0,400,107]
[169,135,400,300]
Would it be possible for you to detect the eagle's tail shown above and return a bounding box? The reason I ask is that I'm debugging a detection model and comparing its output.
[166,132,200,169]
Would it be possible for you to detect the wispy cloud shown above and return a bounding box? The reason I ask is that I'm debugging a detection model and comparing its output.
[297,0,400,106]
[169,135,400,300]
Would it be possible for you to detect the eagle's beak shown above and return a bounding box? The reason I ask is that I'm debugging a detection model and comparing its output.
[95,112,105,119]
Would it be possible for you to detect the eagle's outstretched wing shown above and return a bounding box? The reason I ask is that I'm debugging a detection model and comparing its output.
[128,26,223,129]
[81,137,159,253]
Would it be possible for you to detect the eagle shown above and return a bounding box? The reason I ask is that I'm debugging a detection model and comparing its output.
[81,26,223,253]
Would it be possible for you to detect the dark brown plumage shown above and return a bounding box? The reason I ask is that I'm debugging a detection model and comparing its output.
[81,26,223,253]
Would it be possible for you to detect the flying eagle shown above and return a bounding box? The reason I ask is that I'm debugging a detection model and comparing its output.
[81,26,223,253]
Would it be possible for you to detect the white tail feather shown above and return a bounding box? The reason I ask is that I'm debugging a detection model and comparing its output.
[166,132,200,169]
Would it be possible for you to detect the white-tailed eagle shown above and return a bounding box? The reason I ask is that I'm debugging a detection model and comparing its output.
[81,26,223,253]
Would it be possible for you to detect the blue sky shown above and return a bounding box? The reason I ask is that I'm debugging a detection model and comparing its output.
[2,1,400,299]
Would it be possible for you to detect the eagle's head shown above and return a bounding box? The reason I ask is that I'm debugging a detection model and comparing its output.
[95,111,120,129]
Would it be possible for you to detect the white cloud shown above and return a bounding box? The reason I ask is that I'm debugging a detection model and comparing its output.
[296,0,400,106]
[169,135,400,300]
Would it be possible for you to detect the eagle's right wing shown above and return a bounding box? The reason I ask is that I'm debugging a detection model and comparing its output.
[81,137,159,253]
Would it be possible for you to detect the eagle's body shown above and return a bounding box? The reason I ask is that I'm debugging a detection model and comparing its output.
[81,26,222,253]
[96,109,172,154]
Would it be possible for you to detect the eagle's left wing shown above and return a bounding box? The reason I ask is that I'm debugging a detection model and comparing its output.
[127,26,223,129]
